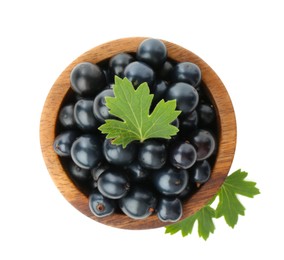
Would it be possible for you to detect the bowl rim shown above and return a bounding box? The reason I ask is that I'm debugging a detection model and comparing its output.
[40,37,237,230]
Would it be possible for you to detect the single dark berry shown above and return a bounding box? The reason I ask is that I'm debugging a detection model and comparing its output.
[103,139,137,166]
[166,82,199,114]
[53,130,79,157]
[190,129,216,161]
[124,61,155,88]
[136,38,167,69]
[157,197,182,222]
[97,169,130,199]
[74,99,98,131]
[138,139,167,169]
[169,141,197,169]
[93,89,115,123]
[189,160,211,184]
[89,189,116,217]
[171,62,202,87]
[58,104,76,129]
[71,135,102,169]
[109,53,134,78]
[119,185,157,219]
[70,62,105,97]
[152,165,189,196]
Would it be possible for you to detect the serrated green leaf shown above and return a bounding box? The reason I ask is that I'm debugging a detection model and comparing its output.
[165,169,260,239]
[165,205,216,240]
[215,186,245,227]
[224,169,260,198]
[165,212,197,237]
[98,76,181,147]
[215,169,260,228]
[196,206,216,240]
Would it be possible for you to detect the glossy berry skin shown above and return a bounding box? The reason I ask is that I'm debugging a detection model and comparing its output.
[152,166,189,196]
[119,185,157,219]
[109,53,134,78]
[124,61,155,88]
[138,140,167,169]
[190,129,216,161]
[169,141,197,169]
[97,169,130,199]
[93,89,115,123]
[103,139,137,166]
[58,104,76,129]
[189,160,211,183]
[171,62,202,87]
[53,130,79,157]
[89,189,116,217]
[197,103,216,126]
[126,161,150,182]
[136,38,167,69]
[70,62,105,97]
[157,197,182,222]
[166,82,199,114]
[71,135,102,169]
[74,99,98,131]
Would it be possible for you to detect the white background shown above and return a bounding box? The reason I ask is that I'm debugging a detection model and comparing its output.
[0,0,283,259]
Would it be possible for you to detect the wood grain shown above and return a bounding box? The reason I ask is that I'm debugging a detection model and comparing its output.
[40,37,237,230]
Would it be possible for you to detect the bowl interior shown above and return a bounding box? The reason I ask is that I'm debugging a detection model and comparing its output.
[40,37,236,229]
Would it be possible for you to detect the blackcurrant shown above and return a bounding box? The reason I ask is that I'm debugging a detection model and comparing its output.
[124,61,155,88]
[169,141,197,169]
[103,139,137,166]
[119,185,157,219]
[136,38,167,69]
[70,62,105,97]
[74,99,98,131]
[190,129,216,161]
[197,103,216,126]
[53,130,79,157]
[58,104,76,129]
[70,135,102,169]
[109,53,134,78]
[152,165,189,196]
[166,82,199,114]
[93,88,115,123]
[89,189,116,217]
[189,160,211,184]
[126,161,150,182]
[157,197,182,222]
[97,169,130,199]
[171,62,202,87]
[138,139,167,169]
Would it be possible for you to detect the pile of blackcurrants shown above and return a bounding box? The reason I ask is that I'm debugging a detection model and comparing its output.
[53,38,218,223]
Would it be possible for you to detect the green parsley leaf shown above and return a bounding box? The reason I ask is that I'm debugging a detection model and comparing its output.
[165,205,215,240]
[98,76,181,148]
[165,169,260,240]
[215,169,260,228]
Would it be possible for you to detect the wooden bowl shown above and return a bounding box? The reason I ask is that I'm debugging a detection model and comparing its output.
[40,37,236,230]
